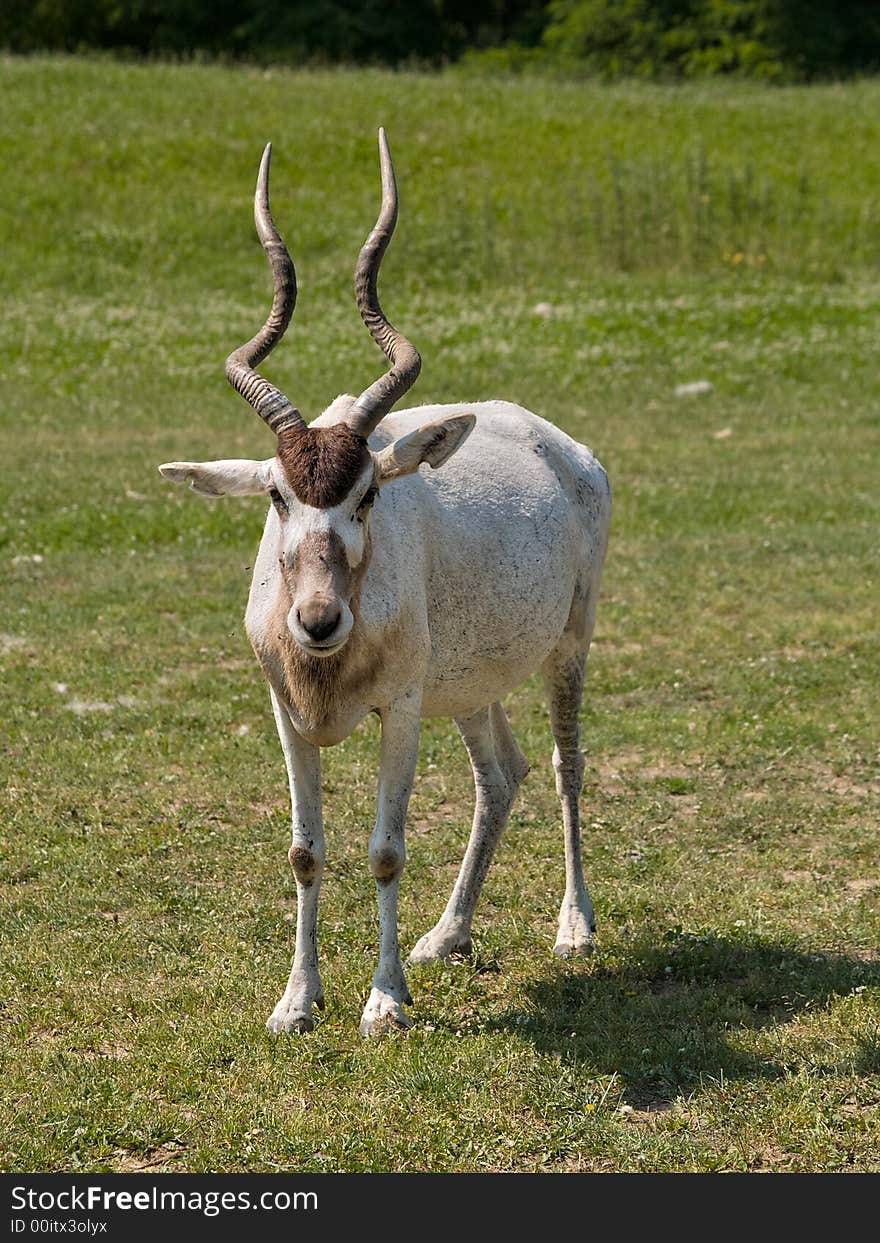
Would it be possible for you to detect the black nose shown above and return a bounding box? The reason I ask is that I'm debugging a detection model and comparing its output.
[297,609,341,643]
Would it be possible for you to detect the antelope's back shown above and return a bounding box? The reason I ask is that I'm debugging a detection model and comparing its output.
[372,401,610,717]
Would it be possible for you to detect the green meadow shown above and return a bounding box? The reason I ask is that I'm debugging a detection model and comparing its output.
[1,56,878,1172]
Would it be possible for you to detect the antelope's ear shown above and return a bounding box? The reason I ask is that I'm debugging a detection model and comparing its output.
[158,459,273,498]
[375,414,476,485]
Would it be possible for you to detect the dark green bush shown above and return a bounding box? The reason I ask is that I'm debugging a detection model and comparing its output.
[540,0,880,80]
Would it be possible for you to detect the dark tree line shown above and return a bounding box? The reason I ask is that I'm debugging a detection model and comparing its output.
[0,1,546,64]
[2,0,879,79]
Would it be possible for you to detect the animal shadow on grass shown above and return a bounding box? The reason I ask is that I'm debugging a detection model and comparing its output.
[492,932,879,1107]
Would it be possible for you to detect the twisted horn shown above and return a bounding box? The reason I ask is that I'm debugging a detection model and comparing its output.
[347,128,421,438]
[225,143,306,437]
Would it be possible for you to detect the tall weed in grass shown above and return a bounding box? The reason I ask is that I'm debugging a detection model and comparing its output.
[548,149,878,275]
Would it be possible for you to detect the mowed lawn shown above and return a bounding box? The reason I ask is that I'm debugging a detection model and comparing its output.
[1,56,878,1173]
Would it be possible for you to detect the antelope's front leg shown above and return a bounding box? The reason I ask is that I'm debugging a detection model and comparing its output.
[360,694,421,1038]
[266,689,326,1035]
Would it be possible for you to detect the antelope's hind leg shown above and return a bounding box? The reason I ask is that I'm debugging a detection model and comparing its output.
[266,688,326,1034]
[408,702,529,964]
[543,634,596,957]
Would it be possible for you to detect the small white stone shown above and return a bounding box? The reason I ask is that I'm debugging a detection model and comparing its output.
[675,380,714,398]
[532,302,554,318]
[67,698,115,715]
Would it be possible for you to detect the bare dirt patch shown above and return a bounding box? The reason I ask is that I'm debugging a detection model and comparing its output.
[80,1042,134,1061]
[826,774,880,799]
[845,879,880,895]
[798,761,880,802]
[598,749,702,793]
[746,1144,796,1171]
[113,1142,185,1172]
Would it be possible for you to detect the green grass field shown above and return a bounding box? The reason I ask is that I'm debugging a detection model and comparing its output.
[1,56,878,1173]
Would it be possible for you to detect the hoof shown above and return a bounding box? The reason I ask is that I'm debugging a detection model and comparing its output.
[553,938,594,959]
[408,924,473,965]
[266,992,323,1034]
[555,897,596,959]
[360,988,411,1038]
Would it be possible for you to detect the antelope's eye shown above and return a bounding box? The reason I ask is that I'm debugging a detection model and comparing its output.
[358,486,378,511]
[269,487,288,514]
[352,484,375,519]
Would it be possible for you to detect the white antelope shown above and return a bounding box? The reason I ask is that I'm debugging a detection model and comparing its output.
[160,132,611,1037]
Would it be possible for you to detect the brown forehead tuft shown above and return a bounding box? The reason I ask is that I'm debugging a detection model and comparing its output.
[276,425,371,509]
